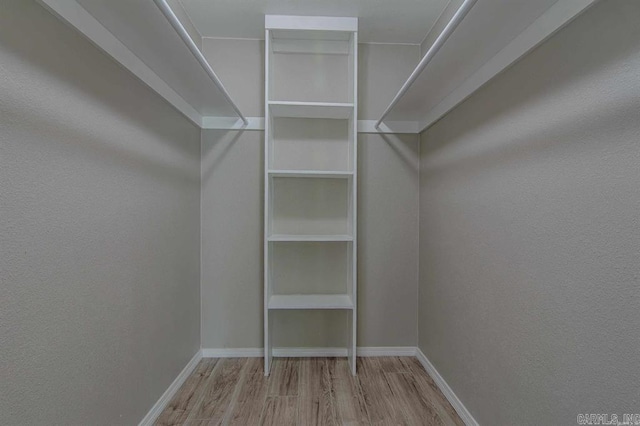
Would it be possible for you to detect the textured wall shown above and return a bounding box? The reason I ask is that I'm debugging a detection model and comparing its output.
[418,1,640,424]
[200,40,419,349]
[0,1,201,424]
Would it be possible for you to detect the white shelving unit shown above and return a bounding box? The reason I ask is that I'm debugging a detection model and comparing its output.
[264,15,358,376]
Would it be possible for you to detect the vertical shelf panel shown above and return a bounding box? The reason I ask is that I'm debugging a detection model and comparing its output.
[264,28,272,376]
[348,32,358,375]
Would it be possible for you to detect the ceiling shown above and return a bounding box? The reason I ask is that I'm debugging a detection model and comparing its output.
[178,0,451,44]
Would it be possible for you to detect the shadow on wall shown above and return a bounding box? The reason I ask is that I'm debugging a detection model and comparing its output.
[357,133,419,346]
[379,133,421,174]
[201,130,247,183]
[200,129,265,347]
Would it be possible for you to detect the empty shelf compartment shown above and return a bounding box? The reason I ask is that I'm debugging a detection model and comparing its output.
[270,177,352,236]
[269,115,352,171]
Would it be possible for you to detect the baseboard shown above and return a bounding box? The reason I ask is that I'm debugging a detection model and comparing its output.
[415,348,479,426]
[357,346,417,356]
[138,349,203,426]
[201,346,418,358]
[202,347,263,358]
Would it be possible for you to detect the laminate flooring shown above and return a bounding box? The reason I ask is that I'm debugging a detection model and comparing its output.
[155,357,464,426]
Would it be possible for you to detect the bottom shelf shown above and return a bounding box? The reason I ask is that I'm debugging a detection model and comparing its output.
[268,294,354,310]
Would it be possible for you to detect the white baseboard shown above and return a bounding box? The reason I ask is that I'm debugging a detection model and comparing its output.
[202,347,263,358]
[357,346,417,357]
[201,346,418,358]
[138,349,203,426]
[275,347,348,357]
[415,348,479,426]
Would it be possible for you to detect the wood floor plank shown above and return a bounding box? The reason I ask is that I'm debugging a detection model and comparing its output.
[356,358,403,426]
[154,359,218,426]
[297,358,338,426]
[327,357,369,425]
[227,358,269,426]
[259,396,297,426]
[386,372,445,426]
[268,358,299,396]
[189,358,246,423]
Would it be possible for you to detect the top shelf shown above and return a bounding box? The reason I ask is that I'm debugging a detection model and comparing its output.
[265,15,357,33]
[266,15,356,57]
[269,101,353,119]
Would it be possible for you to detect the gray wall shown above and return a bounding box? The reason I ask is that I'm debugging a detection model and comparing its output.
[0,1,201,424]
[418,1,640,425]
[201,40,420,349]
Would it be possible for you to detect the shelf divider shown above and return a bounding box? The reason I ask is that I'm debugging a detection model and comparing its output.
[268,294,354,310]
[268,170,353,178]
[268,234,353,242]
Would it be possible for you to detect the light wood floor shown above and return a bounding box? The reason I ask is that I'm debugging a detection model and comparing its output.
[155,357,464,426]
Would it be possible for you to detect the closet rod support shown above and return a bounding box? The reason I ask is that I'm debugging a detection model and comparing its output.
[153,0,248,125]
[375,0,478,129]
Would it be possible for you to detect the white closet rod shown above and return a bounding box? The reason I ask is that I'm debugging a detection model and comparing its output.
[153,0,248,125]
[375,0,478,129]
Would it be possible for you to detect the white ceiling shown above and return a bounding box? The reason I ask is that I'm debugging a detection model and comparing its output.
[178,0,451,44]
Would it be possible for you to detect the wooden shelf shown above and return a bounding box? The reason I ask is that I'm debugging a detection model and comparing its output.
[268,234,353,242]
[269,101,353,119]
[268,170,353,179]
[268,294,354,310]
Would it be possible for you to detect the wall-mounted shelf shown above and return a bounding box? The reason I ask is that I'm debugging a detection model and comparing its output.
[39,0,595,133]
[377,0,598,132]
[38,0,245,127]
